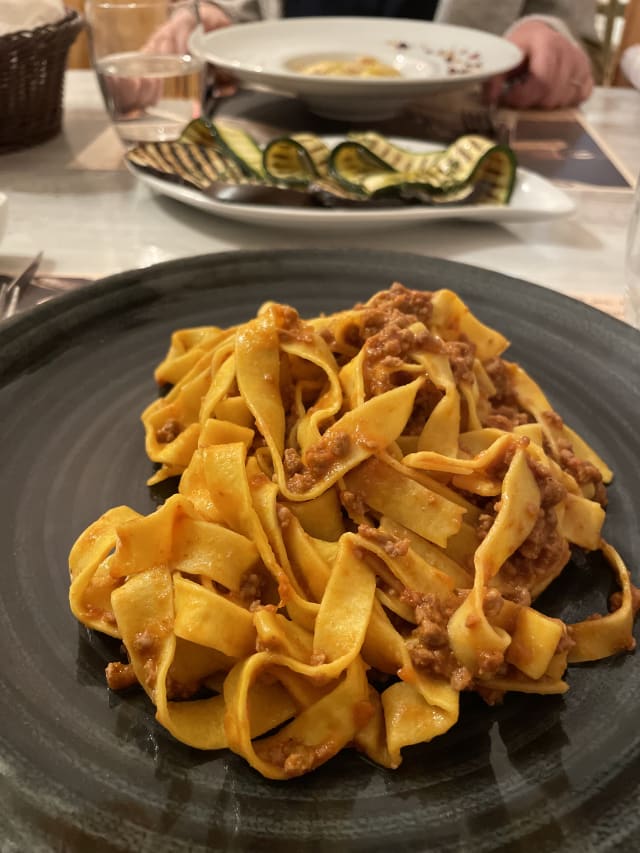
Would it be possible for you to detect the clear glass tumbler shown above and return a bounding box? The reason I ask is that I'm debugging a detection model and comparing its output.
[625,176,640,328]
[85,0,204,145]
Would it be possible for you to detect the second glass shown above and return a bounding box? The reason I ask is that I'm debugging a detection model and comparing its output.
[625,175,640,329]
[85,0,204,145]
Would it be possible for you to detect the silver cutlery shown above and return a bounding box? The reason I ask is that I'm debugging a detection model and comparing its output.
[0,255,92,320]
[0,251,43,320]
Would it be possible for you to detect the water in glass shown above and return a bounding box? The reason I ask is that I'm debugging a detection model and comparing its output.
[86,1,203,145]
[96,52,203,143]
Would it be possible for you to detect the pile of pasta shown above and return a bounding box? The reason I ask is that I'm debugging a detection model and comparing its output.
[69,284,637,779]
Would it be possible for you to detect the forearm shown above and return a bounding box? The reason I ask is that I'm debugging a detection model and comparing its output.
[516,1,598,44]
[436,0,597,44]
[207,0,280,22]
[507,14,574,43]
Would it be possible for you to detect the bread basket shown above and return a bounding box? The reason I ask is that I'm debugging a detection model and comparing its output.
[0,8,83,153]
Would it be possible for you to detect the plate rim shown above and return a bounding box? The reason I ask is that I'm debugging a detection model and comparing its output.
[0,247,632,349]
[130,163,576,222]
[188,17,523,91]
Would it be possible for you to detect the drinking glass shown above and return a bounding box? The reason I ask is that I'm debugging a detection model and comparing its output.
[625,176,640,328]
[85,0,204,144]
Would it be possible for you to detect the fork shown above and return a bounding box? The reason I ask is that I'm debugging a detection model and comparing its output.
[0,252,43,320]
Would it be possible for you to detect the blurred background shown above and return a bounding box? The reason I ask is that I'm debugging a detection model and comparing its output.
[63,0,640,89]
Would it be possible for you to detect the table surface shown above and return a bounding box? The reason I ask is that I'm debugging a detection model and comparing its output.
[1,70,639,307]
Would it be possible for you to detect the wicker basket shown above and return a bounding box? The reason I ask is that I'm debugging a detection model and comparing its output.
[0,8,83,154]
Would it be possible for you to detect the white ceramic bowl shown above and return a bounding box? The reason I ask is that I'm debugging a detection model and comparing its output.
[0,193,8,244]
[189,17,522,120]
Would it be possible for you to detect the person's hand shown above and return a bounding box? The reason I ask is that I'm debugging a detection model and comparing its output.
[107,3,231,118]
[148,2,231,56]
[485,19,594,109]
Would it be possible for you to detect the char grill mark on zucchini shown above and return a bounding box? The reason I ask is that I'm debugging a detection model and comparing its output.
[196,145,247,183]
[138,143,171,173]
[157,142,203,187]
[207,121,266,179]
[178,118,218,147]
[180,118,265,178]
[328,141,396,195]
[125,143,207,190]
[169,143,220,187]
[126,142,254,190]
[348,130,444,174]
[263,138,316,186]
[139,143,208,189]
[178,143,256,186]
[436,136,516,203]
[471,150,516,204]
[263,134,330,185]
[151,143,213,189]
[419,136,515,194]
[291,133,330,176]
[125,146,154,170]
[182,145,225,183]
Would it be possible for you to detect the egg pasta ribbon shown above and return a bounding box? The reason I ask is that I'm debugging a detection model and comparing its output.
[69,283,637,779]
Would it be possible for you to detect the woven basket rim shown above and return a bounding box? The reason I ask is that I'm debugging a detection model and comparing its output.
[0,6,84,154]
[0,7,82,45]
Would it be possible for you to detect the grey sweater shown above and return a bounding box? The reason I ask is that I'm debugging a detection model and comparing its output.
[208,0,598,44]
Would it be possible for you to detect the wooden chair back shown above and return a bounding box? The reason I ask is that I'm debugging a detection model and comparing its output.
[611,0,640,85]
[66,0,91,68]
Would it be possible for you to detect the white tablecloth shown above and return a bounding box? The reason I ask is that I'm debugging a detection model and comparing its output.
[0,71,638,313]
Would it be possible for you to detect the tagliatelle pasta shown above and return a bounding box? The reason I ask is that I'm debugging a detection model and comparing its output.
[297,55,402,78]
[69,283,638,779]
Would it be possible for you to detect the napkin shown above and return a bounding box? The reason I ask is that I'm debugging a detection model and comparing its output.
[0,0,66,37]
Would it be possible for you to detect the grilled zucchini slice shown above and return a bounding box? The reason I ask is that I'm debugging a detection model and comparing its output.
[328,141,396,195]
[126,142,249,190]
[450,136,516,203]
[178,118,218,147]
[308,177,366,204]
[179,119,266,179]
[263,134,330,185]
[347,130,444,174]
[329,133,516,204]
[210,121,265,179]
[413,135,516,201]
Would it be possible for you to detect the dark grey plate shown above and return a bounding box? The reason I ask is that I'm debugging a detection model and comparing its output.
[1,249,639,853]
